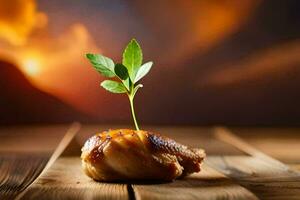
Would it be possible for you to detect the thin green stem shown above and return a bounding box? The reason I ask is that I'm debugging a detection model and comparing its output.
[129,95,139,130]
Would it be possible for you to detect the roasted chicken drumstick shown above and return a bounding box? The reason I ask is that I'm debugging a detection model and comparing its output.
[81,129,205,181]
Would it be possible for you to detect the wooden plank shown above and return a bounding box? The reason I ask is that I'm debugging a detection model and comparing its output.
[18,124,129,200]
[214,127,289,169]
[19,157,128,200]
[133,163,258,200]
[289,164,300,171]
[13,125,300,200]
[210,127,300,200]
[207,156,300,200]
[0,154,48,200]
[75,125,253,200]
[0,124,74,199]
[230,127,300,164]
[0,125,71,153]
[42,122,81,173]
[14,123,80,200]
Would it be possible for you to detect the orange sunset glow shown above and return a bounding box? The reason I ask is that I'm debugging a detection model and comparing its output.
[0,0,259,116]
[20,54,41,76]
[0,0,300,125]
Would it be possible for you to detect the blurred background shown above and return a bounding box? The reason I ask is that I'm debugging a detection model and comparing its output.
[0,0,300,126]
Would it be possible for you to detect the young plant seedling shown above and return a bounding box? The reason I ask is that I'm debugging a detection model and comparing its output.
[86,39,153,130]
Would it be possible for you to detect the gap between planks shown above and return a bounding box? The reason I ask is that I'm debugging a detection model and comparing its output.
[16,122,81,200]
[213,127,291,170]
[208,127,300,200]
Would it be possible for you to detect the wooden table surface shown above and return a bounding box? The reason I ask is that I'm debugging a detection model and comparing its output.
[1,124,300,200]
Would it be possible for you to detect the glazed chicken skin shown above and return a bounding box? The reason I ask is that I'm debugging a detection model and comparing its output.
[81,129,205,182]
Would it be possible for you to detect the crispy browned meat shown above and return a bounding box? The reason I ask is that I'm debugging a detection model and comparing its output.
[81,129,205,181]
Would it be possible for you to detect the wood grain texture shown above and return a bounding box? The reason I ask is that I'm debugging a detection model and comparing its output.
[214,127,288,169]
[18,125,252,200]
[230,127,300,164]
[0,154,48,200]
[0,124,72,200]
[207,156,300,200]
[212,127,300,200]
[20,157,128,200]
[133,163,258,200]
[3,125,300,200]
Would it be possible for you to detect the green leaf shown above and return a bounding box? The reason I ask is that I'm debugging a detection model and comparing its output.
[122,78,130,91]
[122,39,143,82]
[100,80,127,93]
[86,53,115,77]
[134,61,153,83]
[114,63,129,80]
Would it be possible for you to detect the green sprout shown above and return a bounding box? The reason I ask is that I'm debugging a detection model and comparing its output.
[86,39,153,130]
